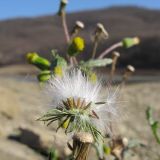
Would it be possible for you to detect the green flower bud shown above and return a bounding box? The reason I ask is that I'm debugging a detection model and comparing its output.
[26,52,51,70]
[122,37,140,48]
[37,70,51,82]
[68,37,85,56]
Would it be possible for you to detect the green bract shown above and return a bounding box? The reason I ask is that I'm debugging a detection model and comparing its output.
[38,108,103,142]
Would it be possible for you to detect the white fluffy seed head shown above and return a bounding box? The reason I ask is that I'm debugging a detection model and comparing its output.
[44,69,122,135]
[92,85,123,134]
[45,69,101,107]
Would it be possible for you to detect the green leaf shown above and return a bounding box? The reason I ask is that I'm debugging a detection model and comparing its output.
[146,107,160,144]
[48,148,59,160]
[51,50,67,69]
[81,58,112,68]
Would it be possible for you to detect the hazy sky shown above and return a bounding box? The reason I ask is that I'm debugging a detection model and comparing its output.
[0,0,160,20]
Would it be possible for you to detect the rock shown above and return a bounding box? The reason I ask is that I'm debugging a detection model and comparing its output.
[0,138,44,160]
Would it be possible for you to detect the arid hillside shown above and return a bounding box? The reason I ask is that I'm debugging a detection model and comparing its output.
[0,6,160,68]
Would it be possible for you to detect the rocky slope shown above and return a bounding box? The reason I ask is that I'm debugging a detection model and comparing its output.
[0,7,160,68]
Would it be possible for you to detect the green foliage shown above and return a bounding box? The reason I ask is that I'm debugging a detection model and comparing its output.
[48,148,59,160]
[146,107,160,144]
[38,108,103,142]
[80,58,112,68]
[51,50,67,69]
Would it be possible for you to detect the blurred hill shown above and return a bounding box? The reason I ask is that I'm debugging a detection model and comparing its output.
[0,6,160,69]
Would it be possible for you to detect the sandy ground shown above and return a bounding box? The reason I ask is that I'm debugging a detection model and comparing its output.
[0,65,160,160]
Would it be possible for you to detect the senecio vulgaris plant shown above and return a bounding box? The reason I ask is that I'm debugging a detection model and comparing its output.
[26,0,140,160]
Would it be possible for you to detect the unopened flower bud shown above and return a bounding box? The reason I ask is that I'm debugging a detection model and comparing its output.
[68,37,85,56]
[26,52,39,63]
[26,52,51,70]
[122,37,140,48]
[37,70,51,82]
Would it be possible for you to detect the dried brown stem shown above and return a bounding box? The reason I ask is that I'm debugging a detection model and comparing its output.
[72,132,93,160]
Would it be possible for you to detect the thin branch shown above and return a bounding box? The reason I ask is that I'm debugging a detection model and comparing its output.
[98,42,122,59]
